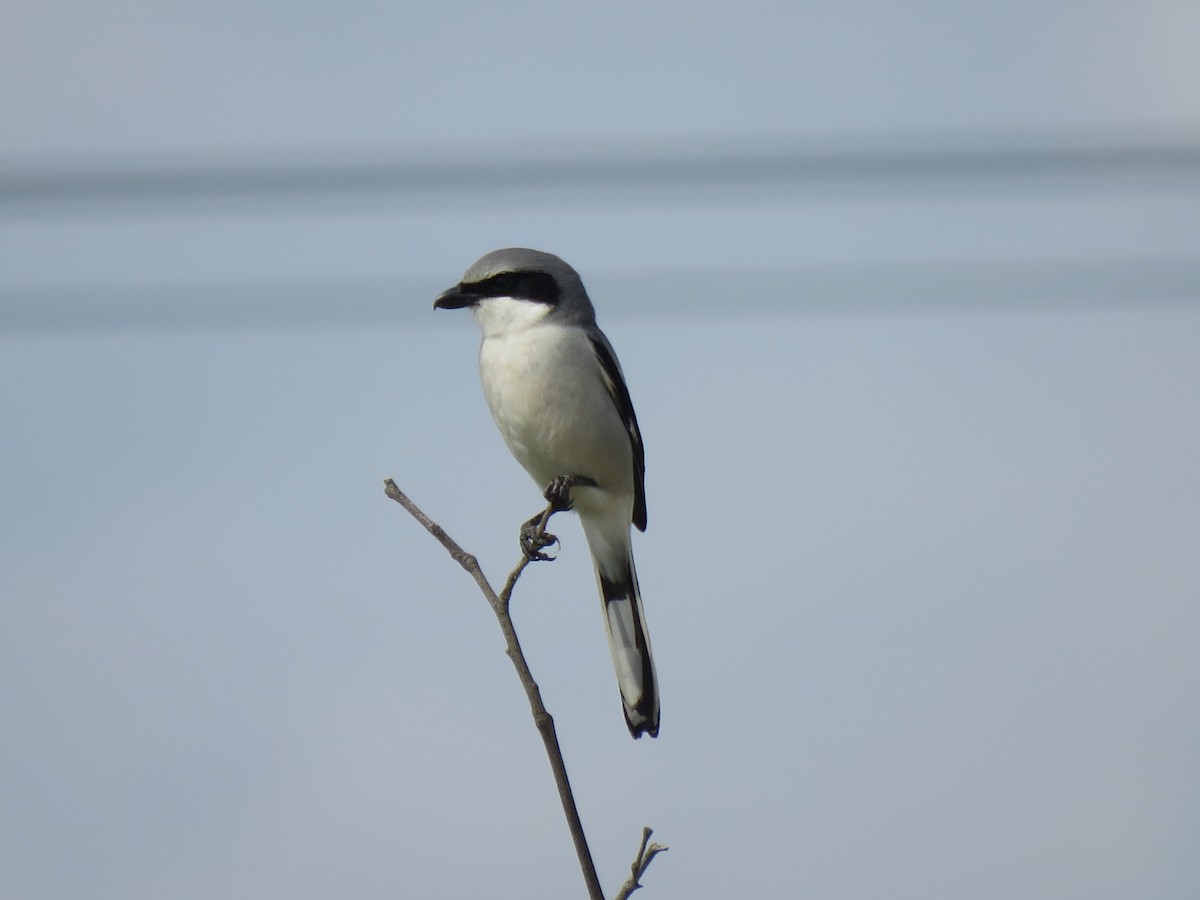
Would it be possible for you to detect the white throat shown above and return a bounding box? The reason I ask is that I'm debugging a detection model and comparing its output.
[471,296,554,339]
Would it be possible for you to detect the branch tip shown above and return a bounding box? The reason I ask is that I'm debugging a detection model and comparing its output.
[612,826,668,900]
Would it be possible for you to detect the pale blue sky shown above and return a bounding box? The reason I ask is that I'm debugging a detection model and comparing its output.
[2,2,1199,898]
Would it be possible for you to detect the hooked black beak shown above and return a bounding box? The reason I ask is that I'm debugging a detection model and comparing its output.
[433,284,475,310]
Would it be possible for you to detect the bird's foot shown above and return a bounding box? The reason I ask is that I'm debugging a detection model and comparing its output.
[518,476,596,562]
[543,474,598,511]
[520,513,559,562]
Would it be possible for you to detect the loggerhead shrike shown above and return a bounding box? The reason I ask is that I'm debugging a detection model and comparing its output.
[434,248,660,738]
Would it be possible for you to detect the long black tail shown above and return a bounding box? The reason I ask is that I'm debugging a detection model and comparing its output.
[598,560,660,738]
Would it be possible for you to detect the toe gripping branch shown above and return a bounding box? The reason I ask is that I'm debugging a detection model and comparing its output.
[519,475,598,562]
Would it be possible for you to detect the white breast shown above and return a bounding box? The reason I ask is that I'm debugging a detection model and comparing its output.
[474,306,632,502]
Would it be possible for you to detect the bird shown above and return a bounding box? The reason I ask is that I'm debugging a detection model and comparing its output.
[434,248,660,738]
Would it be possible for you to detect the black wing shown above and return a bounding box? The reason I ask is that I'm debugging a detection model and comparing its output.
[589,333,647,532]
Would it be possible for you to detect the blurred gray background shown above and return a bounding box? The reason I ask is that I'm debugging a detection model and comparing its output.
[2,2,1198,898]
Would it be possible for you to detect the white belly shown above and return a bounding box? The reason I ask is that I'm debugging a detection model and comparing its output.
[477,321,633,503]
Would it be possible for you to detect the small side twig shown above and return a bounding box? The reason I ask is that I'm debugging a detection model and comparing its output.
[614,827,669,900]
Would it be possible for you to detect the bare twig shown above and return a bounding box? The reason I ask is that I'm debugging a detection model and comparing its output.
[385,479,668,898]
[613,827,669,900]
[383,478,604,900]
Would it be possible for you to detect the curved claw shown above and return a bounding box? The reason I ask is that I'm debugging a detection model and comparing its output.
[520,523,559,562]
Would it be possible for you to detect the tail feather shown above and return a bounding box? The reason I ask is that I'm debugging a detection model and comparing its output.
[597,564,660,738]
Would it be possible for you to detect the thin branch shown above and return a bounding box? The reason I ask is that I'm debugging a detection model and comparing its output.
[496,506,554,611]
[383,478,604,900]
[383,479,495,602]
[613,828,669,900]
